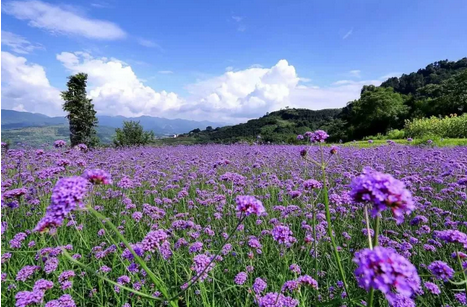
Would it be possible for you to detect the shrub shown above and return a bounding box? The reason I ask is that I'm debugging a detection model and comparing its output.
[404,114,467,138]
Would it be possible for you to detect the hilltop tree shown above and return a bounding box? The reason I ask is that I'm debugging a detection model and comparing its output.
[113,121,155,147]
[61,73,99,147]
[348,86,408,138]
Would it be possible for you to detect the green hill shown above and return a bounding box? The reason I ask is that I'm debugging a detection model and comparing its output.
[176,108,342,144]
[2,125,115,148]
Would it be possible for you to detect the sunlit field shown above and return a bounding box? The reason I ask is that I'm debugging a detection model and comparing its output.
[2,140,467,307]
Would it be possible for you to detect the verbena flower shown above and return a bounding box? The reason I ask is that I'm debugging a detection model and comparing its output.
[433,230,467,249]
[34,177,89,232]
[350,167,414,224]
[424,282,440,295]
[15,290,44,307]
[310,130,329,143]
[234,272,248,285]
[236,195,265,216]
[428,261,454,281]
[253,277,267,294]
[82,169,112,185]
[353,246,420,305]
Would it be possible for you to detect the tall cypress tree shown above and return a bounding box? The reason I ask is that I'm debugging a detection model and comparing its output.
[61,73,99,147]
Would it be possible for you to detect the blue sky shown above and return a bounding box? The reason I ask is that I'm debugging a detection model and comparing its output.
[2,0,466,122]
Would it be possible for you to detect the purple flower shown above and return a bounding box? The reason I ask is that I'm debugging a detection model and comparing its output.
[310,130,329,143]
[15,290,44,307]
[297,275,318,289]
[45,294,76,307]
[289,264,301,274]
[424,282,440,295]
[330,146,338,154]
[3,188,28,200]
[353,247,420,305]
[35,177,89,232]
[236,195,265,216]
[44,257,59,274]
[16,265,41,282]
[391,294,415,307]
[191,254,215,282]
[296,135,304,140]
[54,140,67,148]
[428,261,454,281]
[189,242,203,254]
[33,279,54,292]
[234,272,248,285]
[253,277,267,293]
[350,167,414,224]
[433,230,467,249]
[258,292,299,307]
[455,293,466,305]
[82,169,112,185]
[272,225,295,245]
[303,179,322,190]
[141,229,168,252]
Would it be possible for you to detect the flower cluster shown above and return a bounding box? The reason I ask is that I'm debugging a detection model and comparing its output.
[350,167,415,223]
[35,177,90,232]
[353,246,420,305]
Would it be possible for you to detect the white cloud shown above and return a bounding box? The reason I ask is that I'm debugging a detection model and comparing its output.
[1,31,44,54]
[56,52,182,117]
[379,72,402,80]
[2,49,380,123]
[349,70,361,78]
[343,28,353,39]
[3,0,126,40]
[158,70,174,74]
[137,38,162,49]
[180,62,381,121]
[232,15,243,22]
[225,66,234,72]
[1,51,63,116]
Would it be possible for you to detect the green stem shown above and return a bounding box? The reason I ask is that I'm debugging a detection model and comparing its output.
[169,215,247,301]
[364,206,373,250]
[368,215,381,307]
[321,164,351,300]
[88,207,177,307]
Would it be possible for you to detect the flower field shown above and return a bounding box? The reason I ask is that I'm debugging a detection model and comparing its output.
[1,140,467,307]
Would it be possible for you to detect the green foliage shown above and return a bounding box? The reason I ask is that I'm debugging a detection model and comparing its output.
[113,121,155,147]
[347,86,408,139]
[61,73,99,147]
[381,58,467,95]
[404,114,467,138]
[386,129,405,140]
[182,108,341,144]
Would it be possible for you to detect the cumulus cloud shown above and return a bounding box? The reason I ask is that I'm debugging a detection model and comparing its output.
[2,50,380,122]
[1,51,63,116]
[181,61,381,121]
[56,52,182,117]
[3,0,126,40]
[1,31,44,54]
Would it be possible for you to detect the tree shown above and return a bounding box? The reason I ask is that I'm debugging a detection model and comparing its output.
[348,86,409,138]
[206,126,213,131]
[113,121,155,147]
[61,73,99,147]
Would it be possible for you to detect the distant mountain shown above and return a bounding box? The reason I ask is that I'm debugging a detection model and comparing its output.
[1,110,226,134]
[2,125,116,148]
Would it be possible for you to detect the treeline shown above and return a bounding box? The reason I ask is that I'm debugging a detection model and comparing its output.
[183,57,467,143]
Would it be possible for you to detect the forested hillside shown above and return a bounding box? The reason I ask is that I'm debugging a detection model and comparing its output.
[182,57,466,144]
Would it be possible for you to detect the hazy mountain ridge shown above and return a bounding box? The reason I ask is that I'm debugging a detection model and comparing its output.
[1,110,226,134]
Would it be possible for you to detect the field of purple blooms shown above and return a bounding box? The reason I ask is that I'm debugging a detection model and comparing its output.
[1,137,467,307]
